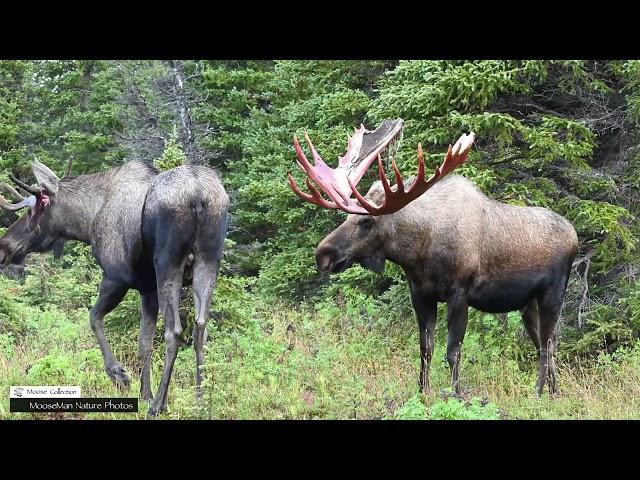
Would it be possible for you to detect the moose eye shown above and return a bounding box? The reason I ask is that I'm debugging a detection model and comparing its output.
[358,216,373,229]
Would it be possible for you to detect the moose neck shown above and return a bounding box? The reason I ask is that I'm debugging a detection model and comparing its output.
[49,178,110,244]
[379,202,434,279]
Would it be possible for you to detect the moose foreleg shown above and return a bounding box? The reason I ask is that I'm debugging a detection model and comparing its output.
[91,277,129,388]
[410,285,437,393]
[446,289,469,395]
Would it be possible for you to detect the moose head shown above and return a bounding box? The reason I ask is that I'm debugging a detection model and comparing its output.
[0,158,72,266]
[287,120,475,274]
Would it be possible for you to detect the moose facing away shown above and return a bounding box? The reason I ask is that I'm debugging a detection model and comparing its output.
[0,158,228,415]
[288,119,578,395]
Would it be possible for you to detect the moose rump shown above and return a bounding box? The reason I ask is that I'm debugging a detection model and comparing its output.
[140,165,228,415]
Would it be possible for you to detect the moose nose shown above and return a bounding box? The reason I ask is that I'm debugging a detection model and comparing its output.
[315,246,336,272]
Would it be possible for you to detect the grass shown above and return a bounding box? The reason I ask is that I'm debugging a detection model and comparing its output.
[2,285,640,420]
[1,246,638,420]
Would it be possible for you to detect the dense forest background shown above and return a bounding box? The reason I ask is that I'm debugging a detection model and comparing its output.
[1,60,639,419]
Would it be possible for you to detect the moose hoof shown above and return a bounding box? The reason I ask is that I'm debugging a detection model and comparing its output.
[417,380,429,394]
[148,404,166,417]
[140,390,154,402]
[107,365,130,388]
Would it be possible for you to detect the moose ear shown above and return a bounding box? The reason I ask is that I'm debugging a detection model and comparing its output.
[364,176,416,208]
[364,180,386,207]
[31,160,60,196]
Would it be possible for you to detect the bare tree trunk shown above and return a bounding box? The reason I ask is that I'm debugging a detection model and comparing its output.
[168,60,197,164]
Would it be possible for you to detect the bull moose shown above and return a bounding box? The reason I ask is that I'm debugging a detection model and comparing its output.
[288,119,578,395]
[0,158,228,415]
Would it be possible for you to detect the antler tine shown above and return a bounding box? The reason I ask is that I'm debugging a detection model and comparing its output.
[377,153,394,200]
[293,133,362,211]
[347,175,377,215]
[286,122,471,216]
[287,173,338,210]
[0,193,36,211]
[293,135,315,176]
[9,173,40,196]
[391,156,404,193]
[350,132,476,216]
[345,154,390,215]
[292,135,334,208]
[0,182,25,201]
[415,143,426,184]
[15,186,32,198]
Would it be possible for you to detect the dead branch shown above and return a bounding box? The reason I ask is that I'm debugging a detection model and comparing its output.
[168,60,197,164]
[573,251,595,329]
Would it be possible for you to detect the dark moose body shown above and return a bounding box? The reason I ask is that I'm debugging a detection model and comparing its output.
[0,160,229,416]
[291,120,579,396]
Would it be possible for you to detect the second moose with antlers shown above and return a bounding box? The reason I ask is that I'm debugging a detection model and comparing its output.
[288,119,578,395]
[0,157,228,416]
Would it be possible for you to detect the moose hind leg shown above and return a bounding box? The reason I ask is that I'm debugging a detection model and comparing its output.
[91,277,129,387]
[139,291,159,402]
[192,209,226,401]
[147,222,192,417]
[536,281,567,396]
[148,260,185,416]
[521,298,541,351]
[192,258,221,400]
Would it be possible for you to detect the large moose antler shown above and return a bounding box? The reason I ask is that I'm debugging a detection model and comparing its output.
[0,183,36,211]
[0,179,42,230]
[287,121,475,216]
[0,174,49,232]
[287,119,404,213]
[8,173,40,196]
[0,155,71,217]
